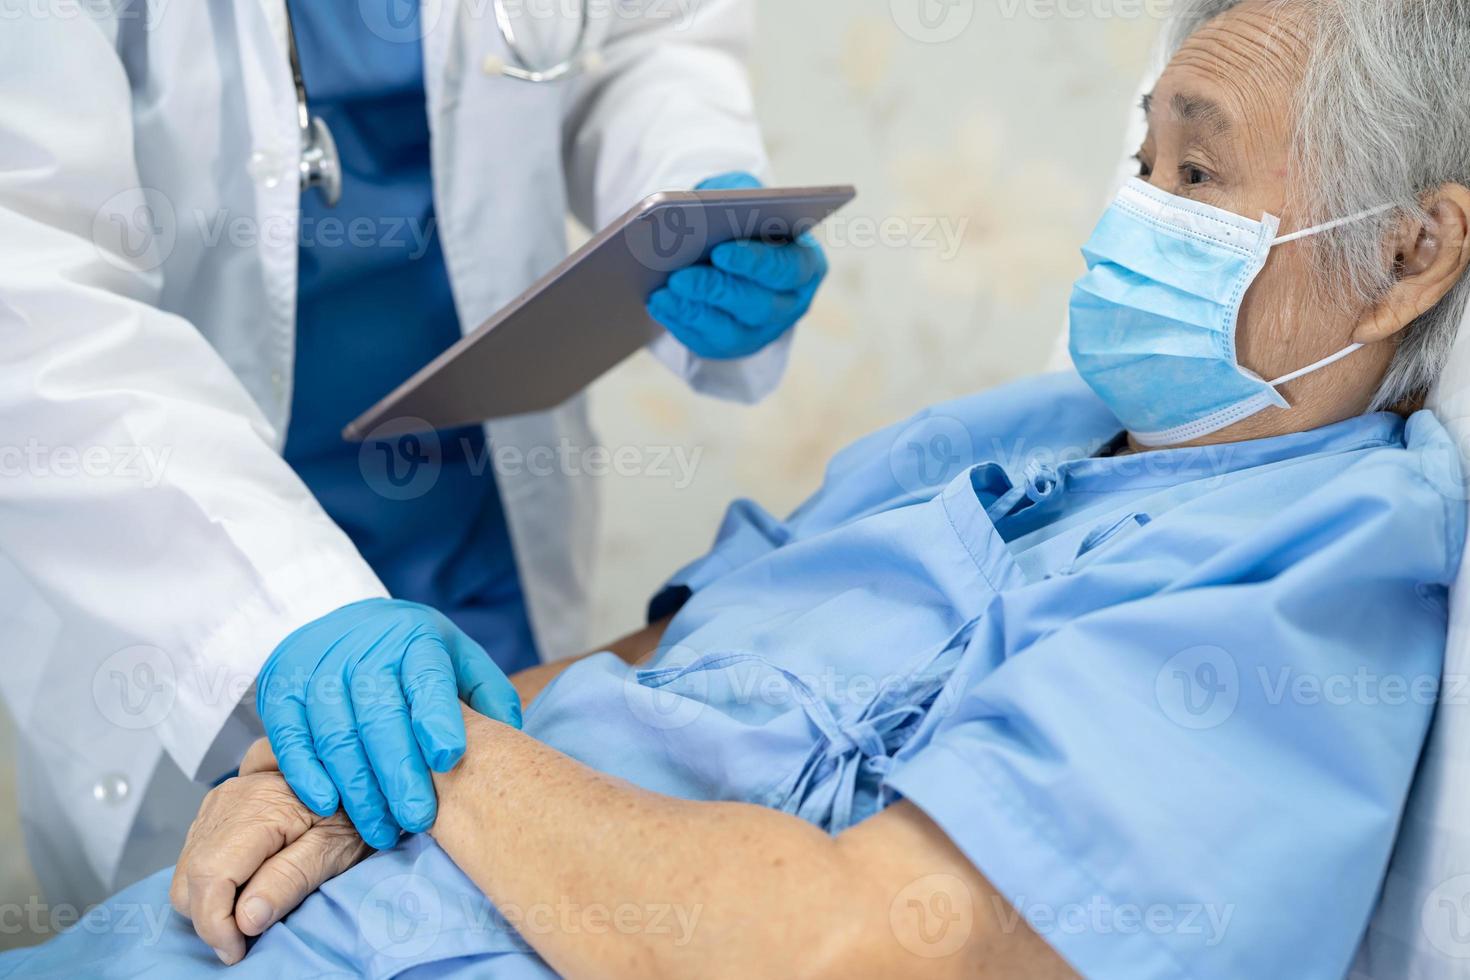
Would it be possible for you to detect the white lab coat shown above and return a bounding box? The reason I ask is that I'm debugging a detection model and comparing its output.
[0,0,777,908]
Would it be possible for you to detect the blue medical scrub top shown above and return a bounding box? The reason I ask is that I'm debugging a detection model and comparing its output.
[7,375,1462,980]
[282,2,538,672]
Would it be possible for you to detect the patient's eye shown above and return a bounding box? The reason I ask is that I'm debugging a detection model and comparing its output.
[1134,154,1153,179]
[1181,163,1213,187]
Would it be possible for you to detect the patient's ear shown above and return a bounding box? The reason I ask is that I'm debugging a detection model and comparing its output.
[1355,182,1470,344]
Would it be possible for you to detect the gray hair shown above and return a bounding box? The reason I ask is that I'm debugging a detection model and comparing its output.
[1167,0,1470,410]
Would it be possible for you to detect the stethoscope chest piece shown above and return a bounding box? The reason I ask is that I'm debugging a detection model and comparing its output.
[299,114,342,209]
[286,8,342,208]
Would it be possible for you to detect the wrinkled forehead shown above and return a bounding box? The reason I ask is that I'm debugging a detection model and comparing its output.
[1151,1,1315,146]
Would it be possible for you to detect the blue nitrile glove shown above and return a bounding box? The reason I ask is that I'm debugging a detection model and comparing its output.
[648,172,829,360]
[255,598,522,849]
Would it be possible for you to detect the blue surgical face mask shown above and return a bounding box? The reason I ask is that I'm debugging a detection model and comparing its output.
[1069,178,1392,447]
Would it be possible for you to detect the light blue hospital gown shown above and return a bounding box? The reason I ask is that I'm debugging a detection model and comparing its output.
[5,374,1462,980]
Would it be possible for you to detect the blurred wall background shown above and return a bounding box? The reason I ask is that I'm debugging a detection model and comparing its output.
[0,0,1161,949]
[584,0,1160,642]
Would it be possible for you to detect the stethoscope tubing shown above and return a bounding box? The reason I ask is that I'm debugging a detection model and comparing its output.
[286,0,596,205]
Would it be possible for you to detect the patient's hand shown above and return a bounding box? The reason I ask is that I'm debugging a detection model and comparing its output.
[170,745,371,966]
[238,735,282,777]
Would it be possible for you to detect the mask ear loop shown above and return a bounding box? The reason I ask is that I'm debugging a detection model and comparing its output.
[1268,343,1365,386]
[1264,202,1399,386]
[1271,202,1398,245]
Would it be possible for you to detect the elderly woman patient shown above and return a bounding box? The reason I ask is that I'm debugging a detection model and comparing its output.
[8,1,1470,977]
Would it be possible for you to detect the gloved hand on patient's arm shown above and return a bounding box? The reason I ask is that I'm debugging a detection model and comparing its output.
[255,598,523,851]
[647,171,830,360]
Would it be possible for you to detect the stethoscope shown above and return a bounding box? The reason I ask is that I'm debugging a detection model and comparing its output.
[287,0,601,208]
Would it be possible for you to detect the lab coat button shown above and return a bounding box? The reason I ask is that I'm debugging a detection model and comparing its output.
[92,773,130,804]
[248,151,284,190]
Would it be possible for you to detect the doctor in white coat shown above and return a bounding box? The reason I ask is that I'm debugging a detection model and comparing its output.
[0,0,827,908]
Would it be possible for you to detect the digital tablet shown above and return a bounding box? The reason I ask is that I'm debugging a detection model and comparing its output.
[343,184,857,440]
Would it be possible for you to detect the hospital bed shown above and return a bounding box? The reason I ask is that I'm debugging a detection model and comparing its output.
[1345,311,1470,979]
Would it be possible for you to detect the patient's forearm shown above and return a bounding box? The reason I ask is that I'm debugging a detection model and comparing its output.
[430,709,1063,980]
[430,714,868,979]
[509,615,672,708]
